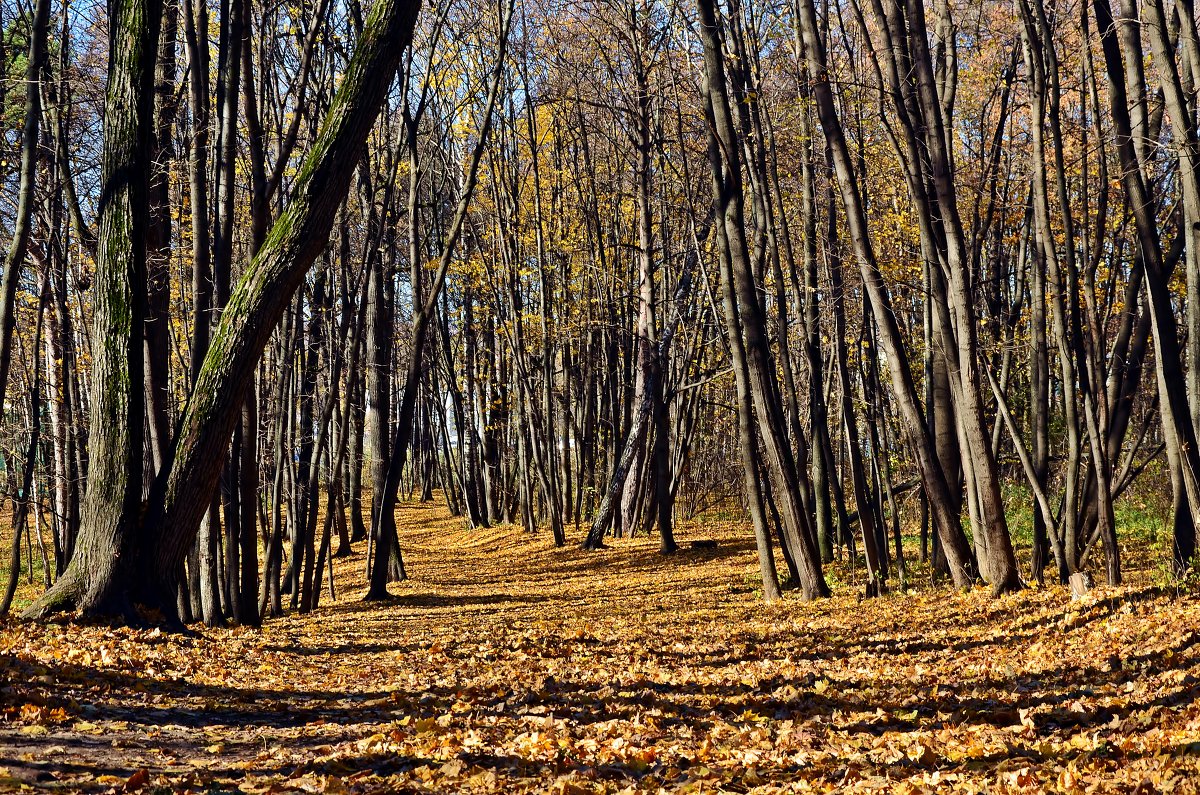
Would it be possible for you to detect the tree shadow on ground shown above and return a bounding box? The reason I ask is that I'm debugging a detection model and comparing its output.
[5,517,1200,792]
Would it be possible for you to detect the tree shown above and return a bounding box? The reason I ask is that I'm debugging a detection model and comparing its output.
[24,0,424,620]
[698,0,828,601]
[0,0,51,448]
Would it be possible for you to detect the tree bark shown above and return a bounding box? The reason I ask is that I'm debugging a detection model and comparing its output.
[23,0,161,619]
[795,0,975,589]
[698,0,826,600]
[0,0,51,434]
[26,0,424,621]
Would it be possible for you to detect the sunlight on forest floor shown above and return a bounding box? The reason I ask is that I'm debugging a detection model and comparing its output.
[2,502,1200,792]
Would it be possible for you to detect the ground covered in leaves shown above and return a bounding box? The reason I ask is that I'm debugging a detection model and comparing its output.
[3,502,1200,793]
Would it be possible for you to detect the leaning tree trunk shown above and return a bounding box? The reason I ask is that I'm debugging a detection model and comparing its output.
[1144,0,1200,564]
[897,0,1022,595]
[26,0,424,621]
[1093,0,1200,560]
[795,0,975,589]
[698,0,824,600]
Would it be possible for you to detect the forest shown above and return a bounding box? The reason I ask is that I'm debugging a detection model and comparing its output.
[3,0,1200,790]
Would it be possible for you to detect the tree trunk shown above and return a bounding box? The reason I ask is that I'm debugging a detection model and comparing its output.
[26,0,425,621]
[795,0,975,589]
[23,0,161,619]
[1094,0,1200,563]
[0,0,51,435]
[367,0,511,597]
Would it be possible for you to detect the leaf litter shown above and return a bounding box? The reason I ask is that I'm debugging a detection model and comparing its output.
[2,500,1200,792]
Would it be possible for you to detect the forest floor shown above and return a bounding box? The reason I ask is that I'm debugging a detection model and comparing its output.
[3,502,1200,793]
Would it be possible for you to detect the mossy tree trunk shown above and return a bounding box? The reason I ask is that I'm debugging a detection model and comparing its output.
[143,0,424,619]
[25,0,423,621]
[23,0,162,619]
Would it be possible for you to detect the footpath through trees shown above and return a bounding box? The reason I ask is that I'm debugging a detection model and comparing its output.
[2,500,1200,793]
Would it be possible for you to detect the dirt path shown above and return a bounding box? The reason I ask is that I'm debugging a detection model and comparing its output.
[3,501,1200,793]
